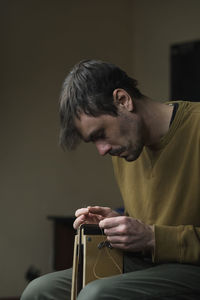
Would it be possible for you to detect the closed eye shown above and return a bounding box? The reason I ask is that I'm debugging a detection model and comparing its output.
[91,133,105,142]
[90,129,106,143]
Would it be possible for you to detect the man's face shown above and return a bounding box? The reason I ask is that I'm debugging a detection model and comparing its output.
[75,109,145,162]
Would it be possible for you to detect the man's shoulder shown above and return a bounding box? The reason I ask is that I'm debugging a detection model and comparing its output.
[181,101,200,119]
[168,101,200,122]
[187,101,200,113]
[169,100,200,111]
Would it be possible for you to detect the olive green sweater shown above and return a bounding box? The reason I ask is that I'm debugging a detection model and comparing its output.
[112,101,200,264]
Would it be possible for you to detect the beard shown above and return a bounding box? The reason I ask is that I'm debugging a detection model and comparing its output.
[117,112,145,162]
[124,142,144,161]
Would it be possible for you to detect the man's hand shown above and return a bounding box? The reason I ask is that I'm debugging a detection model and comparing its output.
[99,216,155,252]
[73,206,120,229]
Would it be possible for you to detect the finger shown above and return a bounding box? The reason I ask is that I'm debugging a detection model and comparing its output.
[107,235,130,244]
[88,206,117,217]
[99,216,126,229]
[104,227,123,236]
[108,243,131,251]
[109,242,142,252]
[73,214,103,229]
[75,208,89,217]
[73,215,86,229]
[87,212,104,220]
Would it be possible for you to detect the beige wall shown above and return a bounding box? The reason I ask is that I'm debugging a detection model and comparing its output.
[1,0,133,296]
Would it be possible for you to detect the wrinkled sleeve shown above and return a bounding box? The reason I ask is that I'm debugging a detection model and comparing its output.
[153,225,200,265]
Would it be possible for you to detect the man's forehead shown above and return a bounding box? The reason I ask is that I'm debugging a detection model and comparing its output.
[74,113,98,129]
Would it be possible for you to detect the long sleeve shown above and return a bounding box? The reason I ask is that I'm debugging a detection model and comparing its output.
[153,225,200,264]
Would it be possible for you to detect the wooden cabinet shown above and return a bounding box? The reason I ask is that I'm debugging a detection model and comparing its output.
[48,216,76,270]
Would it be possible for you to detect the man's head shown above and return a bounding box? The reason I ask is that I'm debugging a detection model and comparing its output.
[59,59,145,161]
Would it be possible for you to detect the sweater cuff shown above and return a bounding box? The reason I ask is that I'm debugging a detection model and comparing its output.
[152,224,181,263]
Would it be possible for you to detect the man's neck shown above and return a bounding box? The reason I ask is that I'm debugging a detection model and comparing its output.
[136,97,174,147]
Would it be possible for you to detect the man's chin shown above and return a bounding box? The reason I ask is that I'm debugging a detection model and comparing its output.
[122,151,142,162]
[124,156,136,162]
[118,154,134,162]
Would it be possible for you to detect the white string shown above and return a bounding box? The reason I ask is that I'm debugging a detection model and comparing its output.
[92,228,122,279]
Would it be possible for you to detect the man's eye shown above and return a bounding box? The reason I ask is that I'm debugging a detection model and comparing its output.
[92,133,105,142]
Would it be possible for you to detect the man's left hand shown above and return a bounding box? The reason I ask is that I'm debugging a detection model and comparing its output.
[99,216,155,252]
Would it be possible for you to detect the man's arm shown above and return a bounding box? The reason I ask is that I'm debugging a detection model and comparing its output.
[153,224,200,264]
[99,217,200,265]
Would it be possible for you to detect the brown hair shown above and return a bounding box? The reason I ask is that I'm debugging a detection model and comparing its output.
[59,59,143,150]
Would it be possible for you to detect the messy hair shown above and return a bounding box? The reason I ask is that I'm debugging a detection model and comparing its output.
[59,59,143,150]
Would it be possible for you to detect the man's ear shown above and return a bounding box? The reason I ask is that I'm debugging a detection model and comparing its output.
[113,89,134,112]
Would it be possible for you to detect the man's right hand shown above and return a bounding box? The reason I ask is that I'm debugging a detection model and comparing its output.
[73,206,120,229]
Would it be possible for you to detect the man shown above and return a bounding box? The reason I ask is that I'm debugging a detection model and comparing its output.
[21,60,200,299]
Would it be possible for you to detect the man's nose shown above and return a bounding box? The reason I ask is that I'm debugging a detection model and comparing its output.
[95,141,111,156]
